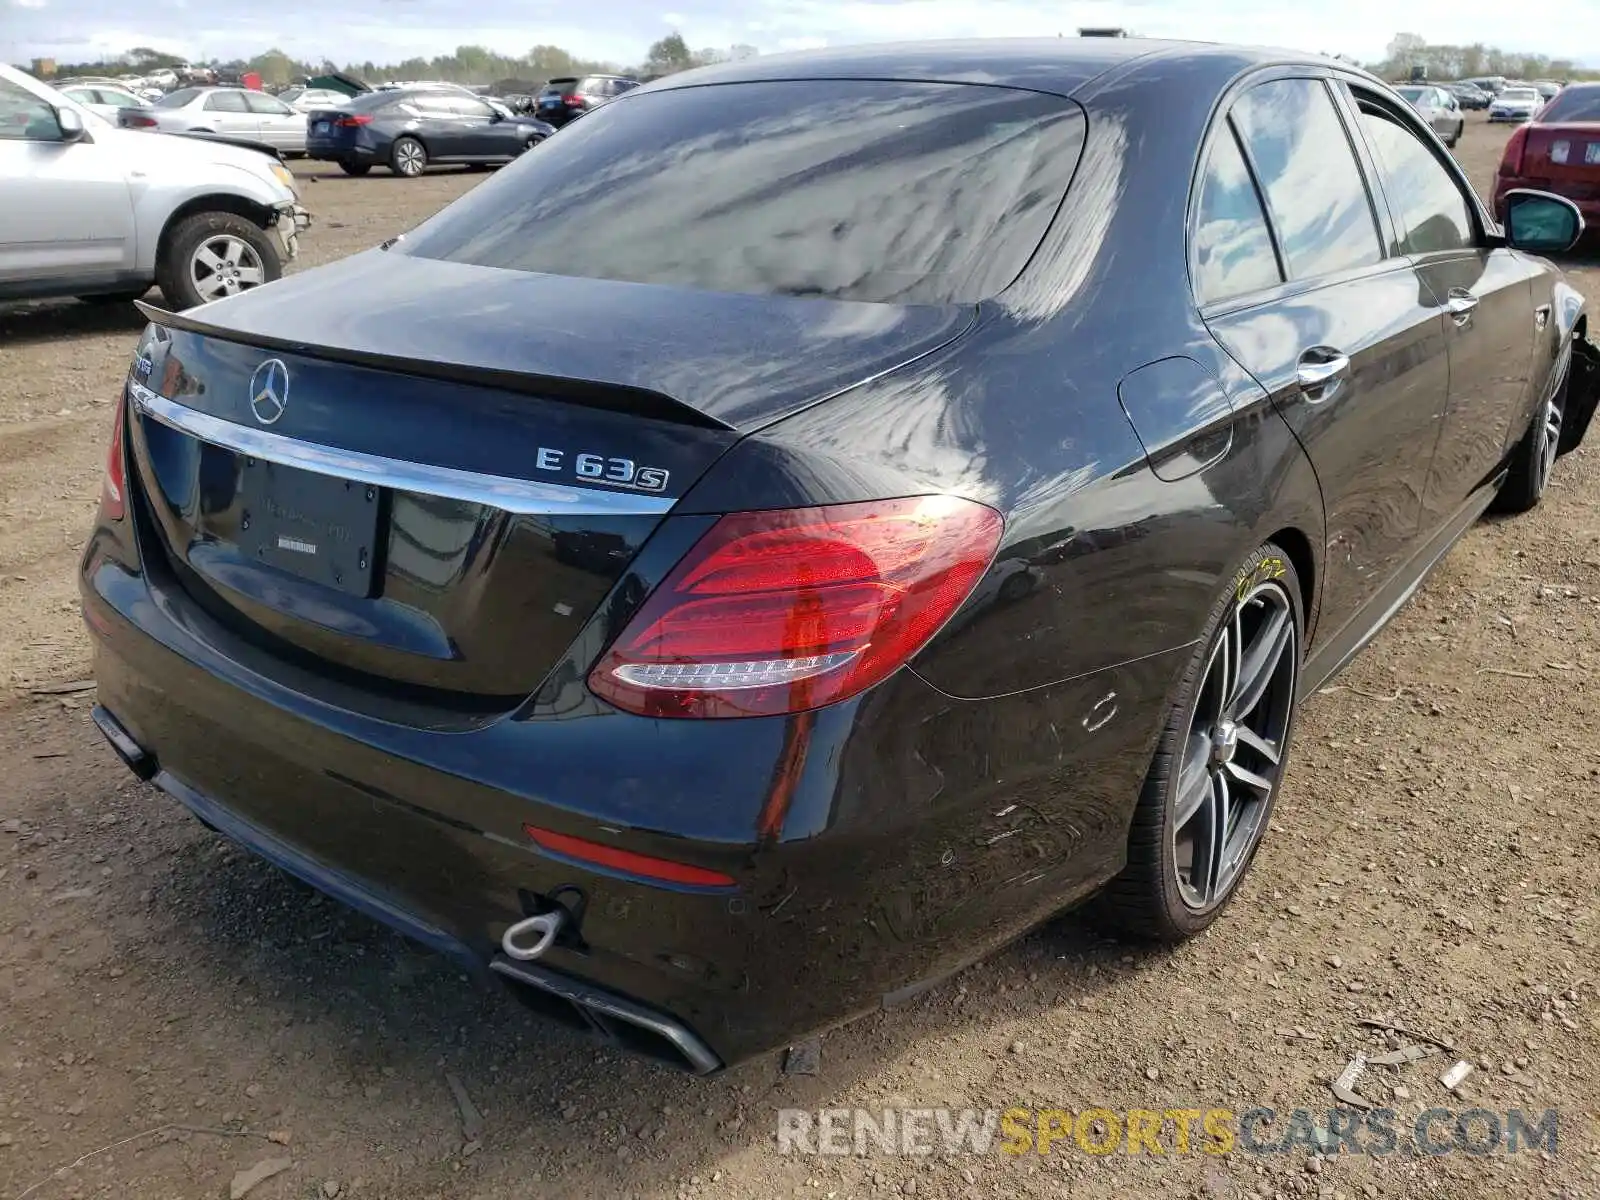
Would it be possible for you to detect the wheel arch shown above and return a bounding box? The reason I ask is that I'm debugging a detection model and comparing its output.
[154,194,277,272]
[1263,524,1317,640]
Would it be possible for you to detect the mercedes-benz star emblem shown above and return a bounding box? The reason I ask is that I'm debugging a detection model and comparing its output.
[248,359,290,426]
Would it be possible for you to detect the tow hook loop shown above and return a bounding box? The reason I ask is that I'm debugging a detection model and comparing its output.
[502,910,566,961]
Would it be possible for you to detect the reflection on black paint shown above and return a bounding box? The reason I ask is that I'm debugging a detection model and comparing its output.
[402,81,1086,306]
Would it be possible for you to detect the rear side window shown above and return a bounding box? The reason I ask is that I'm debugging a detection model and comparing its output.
[1537,86,1600,122]
[204,91,248,113]
[1193,124,1283,304]
[244,92,292,116]
[1231,79,1382,280]
[401,80,1086,305]
[154,88,200,108]
[1356,106,1474,254]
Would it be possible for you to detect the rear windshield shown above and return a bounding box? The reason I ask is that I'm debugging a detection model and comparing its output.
[543,78,577,95]
[1538,86,1600,122]
[1396,87,1427,102]
[339,90,402,112]
[401,80,1086,305]
[1500,89,1539,101]
[153,88,200,108]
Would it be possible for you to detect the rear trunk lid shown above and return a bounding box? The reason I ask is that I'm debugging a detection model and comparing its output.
[1519,122,1600,197]
[123,251,972,709]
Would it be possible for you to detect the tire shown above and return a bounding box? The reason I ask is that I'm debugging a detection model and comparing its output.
[1098,543,1305,941]
[1490,363,1567,515]
[155,211,282,311]
[339,160,371,176]
[390,136,427,177]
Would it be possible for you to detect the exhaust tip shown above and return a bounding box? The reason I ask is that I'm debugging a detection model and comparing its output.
[91,705,157,781]
[491,954,722,1074]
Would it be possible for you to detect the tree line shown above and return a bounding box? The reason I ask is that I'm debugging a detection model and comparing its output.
[1372,33,1598,81]
[32,32,1599,89]
[34,34,757,88]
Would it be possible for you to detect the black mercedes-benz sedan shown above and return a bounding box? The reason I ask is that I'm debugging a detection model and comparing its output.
[81,39,1599,1073]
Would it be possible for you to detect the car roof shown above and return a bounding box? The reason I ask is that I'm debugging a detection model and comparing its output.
[641,37,1359,101]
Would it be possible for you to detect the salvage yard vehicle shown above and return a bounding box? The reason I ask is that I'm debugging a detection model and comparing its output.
[122,86,309,156]
[1495,82,1600,236]
[305,88,554,176]
[1490,85,1544,123]
[0,64,310,309]
[58,81,152,122]
[534,74,639,126]
[1395,84,1465,146]
[81,39,1598,1075]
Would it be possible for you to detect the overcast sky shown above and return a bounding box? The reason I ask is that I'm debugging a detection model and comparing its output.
[4,0,1596,70]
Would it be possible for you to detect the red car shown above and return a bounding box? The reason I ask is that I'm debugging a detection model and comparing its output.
[1495,83,1600,235]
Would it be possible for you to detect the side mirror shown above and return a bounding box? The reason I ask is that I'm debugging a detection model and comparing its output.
[488,108,503,122]
[1503,189,1585,254]
[54,104,86,142]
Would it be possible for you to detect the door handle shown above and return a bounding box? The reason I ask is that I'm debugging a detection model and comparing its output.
[1446,289,1479,324]
[1296,347,1351,400]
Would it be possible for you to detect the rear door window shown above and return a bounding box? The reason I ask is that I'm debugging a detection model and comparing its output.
[244,92,293,116]
[204,91,249,113]
[1230,79,1383,280]
[401,80,1086,305]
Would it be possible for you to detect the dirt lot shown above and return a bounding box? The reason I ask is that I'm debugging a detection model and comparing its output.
[1,116,1598,1200]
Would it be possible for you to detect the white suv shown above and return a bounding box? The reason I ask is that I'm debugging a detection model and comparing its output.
[0,64,311,309]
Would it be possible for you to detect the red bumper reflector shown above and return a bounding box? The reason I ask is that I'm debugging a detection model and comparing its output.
[522,824,737,888]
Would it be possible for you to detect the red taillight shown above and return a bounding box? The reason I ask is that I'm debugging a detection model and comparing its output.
[564,95,585,106]
[522,825,737,888]
[102,397,127,521]
[1500,125,1530,176]
[123,114,157,128]
[333,114,372,127]
[588,495,1003,719]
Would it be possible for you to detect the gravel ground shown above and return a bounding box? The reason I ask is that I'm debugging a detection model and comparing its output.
[1,117,1597,1200]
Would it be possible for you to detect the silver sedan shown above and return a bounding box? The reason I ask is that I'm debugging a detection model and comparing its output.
[122,86,307,154]
[1394,85,1465,147]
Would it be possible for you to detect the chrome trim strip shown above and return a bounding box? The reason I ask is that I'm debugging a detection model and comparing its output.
[127,380,675,517]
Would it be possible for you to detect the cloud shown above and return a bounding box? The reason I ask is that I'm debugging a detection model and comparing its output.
[1,0,1594,69]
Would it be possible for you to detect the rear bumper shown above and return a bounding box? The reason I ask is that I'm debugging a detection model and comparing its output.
[79,518,1176,1068]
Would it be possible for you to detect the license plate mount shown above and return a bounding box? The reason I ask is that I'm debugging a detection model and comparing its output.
[234,460,382,596]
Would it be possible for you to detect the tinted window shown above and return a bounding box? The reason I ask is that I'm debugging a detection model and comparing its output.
[0,77,59,141]
[346,91,400,113]
[1193,123,1283,304]
[402,80,1086,305]
[204,91,249,113]
[1231,79,1381,280]
[445,96,493,117]
[245,92,292,116]
[154,87,200,108]
[1358,107,1474,254]
[1538,86,1600,122]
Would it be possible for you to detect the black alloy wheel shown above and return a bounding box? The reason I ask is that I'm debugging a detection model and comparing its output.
[1101,544,1304,939]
